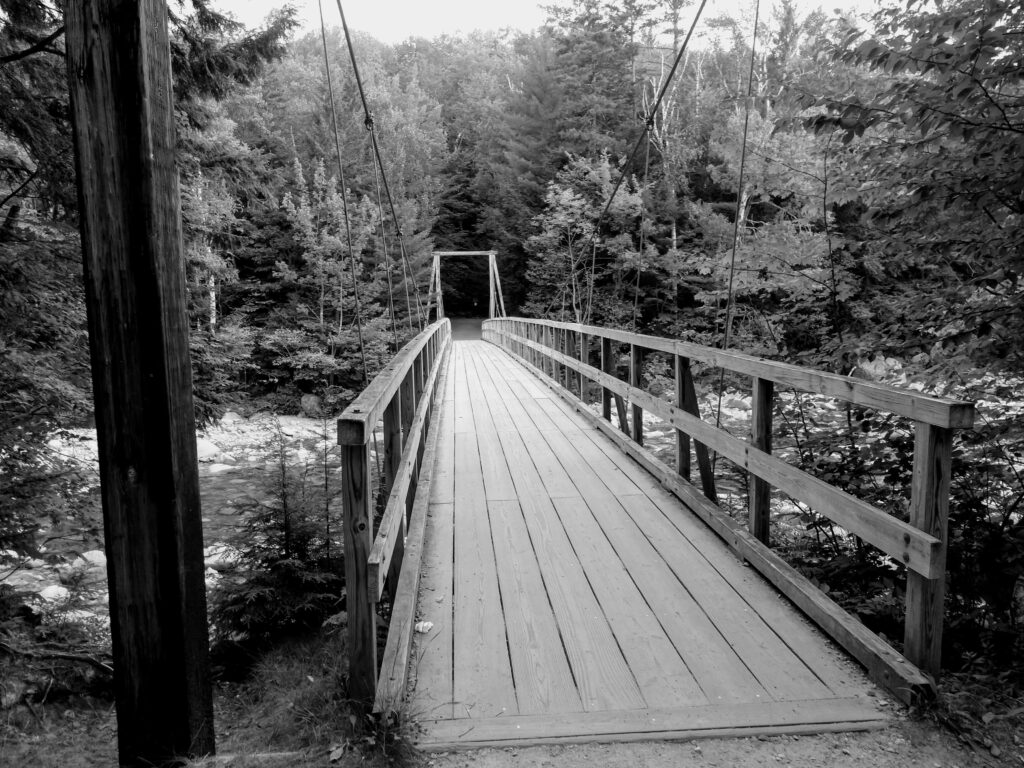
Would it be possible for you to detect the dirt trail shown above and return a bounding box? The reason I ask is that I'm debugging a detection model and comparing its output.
[426,717,994,768]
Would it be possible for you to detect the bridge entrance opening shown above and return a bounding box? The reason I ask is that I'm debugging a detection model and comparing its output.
[427,251,507,340]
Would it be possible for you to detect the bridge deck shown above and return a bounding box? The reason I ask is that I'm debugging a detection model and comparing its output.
[408,341,887,749]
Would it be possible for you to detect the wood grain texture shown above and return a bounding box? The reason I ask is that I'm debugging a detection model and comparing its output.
[418,697,885,750]
[904,422,953,677]
[750,377,774,544]
[452,426,516,718]
[66,1,213,759]
[342,443,376,703]
[488,499,583,714]
[412,501,455,720]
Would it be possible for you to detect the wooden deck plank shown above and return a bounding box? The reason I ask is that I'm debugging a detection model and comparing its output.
[464,349,518,501]
[515,490,646,712]
[404,341,888,746]
[488,498,583,715]
[429,351,456,506]
[452,429,516,718]
[411,502,454,720]
[536,419,833,700]
[616,493,834,702]
[551,495,708,708]
[574,420,868,698]
[418,697,885,750]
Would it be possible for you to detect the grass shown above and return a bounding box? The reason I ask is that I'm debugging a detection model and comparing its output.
[1,632,425,768]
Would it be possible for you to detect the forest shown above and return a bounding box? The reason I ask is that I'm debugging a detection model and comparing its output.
[1,0,1023,764]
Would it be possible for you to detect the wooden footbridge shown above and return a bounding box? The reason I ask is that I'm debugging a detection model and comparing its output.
[337,317,974,750]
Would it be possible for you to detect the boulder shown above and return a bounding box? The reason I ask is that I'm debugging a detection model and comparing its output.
[204,543,241,572]
[196,437,220,462]
[79,550,106,568]
[300,394,323,417]
[220,411,244,425]
[38,585,70,602]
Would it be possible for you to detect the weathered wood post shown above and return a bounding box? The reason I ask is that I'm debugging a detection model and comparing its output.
[904,422,953,678]
[383,396,404,590]
[339,421,376,702]
[400,369,415,524]
[675,355,691,481]
[749,377,774,544]
[601,336,613,422]
[65,0,214,763]
[630,344,644,445]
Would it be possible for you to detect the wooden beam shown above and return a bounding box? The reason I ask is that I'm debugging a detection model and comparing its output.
[904,423,952,678]
[750,377,774,544]
[433,250,497,256]
[338,319,449,445]
[342,441,376,703]
[65,1,214,763]
[506,319,974,429]
[675,355,691,481]
[630,344,644,445]
[368,335,451,600]
[374,342,453,712]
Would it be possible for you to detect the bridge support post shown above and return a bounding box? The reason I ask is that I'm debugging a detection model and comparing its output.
[601,337,613,421]
[65,1,214,761]
[904,422,952,679]
[342,440,377,703]
[675,356,691,481]
[383,398,405,592]
[630,345,644,445]
[749,377,774,544]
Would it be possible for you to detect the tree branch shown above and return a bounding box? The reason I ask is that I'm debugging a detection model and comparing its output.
[0,27,65,65]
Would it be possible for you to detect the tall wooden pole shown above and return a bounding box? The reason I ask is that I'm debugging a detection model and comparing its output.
[65,1,214,764]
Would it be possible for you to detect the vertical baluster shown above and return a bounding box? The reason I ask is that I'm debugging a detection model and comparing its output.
[749,377,774,544]
[630,344,643,445]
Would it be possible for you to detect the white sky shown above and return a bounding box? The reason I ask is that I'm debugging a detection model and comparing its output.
[222,0,547,43]
[218,0,880,44]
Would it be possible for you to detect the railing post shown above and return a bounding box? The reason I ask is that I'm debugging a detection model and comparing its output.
[749,377,774,544]
[399,370,415,524]
[578,332,587,401]
[341,438,376,703]
[383,396,405,591]
[601,336,612,421]
[675,355,691,481]
[630,344,643,445]
[904,422,952,679]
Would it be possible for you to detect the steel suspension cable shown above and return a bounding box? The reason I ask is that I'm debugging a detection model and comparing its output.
[578,0,710,324]
[714,0,762,438]
[633,135,652,329]
[371,157,402,349]
[317,0,368,386]
[335,0,425,331]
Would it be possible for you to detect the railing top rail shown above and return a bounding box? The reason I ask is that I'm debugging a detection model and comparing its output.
[338,318,450,445]
[486,317,974,430]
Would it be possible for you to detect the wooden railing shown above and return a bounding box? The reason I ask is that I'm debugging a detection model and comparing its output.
[338,319,452,707]
[484,317,975,702]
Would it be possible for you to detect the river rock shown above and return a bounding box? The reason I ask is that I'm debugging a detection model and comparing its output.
[79,550,106,568]
[300,394,322,417]
[39,585,70,602]
[220,411,244,425]
[196,437,220,462]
